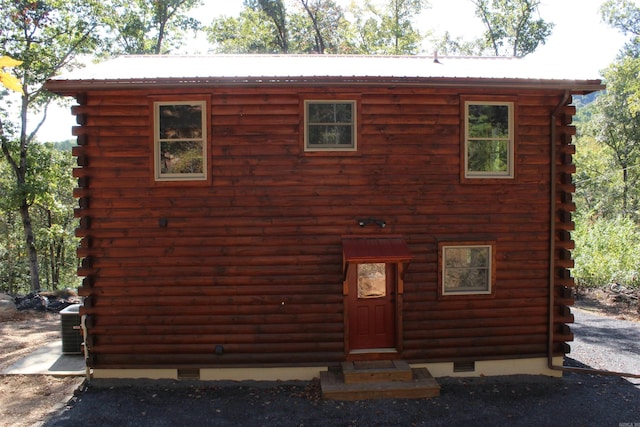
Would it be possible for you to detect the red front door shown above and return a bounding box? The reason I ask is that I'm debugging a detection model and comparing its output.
[347,263,396,350]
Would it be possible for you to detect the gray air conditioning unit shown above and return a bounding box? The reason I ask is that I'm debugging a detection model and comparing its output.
[60,304,83,354]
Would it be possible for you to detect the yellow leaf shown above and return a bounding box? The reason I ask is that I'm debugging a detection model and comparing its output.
[0,55,23,94]
[0,71,24,94]
[0,56,22,68]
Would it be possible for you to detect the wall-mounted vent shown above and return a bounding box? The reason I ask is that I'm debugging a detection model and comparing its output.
[453,361,476,373]
[177,369,200,380]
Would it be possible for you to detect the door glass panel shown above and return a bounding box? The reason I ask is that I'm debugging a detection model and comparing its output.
[357,263,386,299]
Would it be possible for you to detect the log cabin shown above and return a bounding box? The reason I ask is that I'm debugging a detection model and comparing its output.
[45,55,603,383]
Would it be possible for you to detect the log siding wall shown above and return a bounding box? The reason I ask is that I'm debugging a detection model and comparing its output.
[72,85,575,369]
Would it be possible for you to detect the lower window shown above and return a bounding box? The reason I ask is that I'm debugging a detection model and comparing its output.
[440,243,494,296]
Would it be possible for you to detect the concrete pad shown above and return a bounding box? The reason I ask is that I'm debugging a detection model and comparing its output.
[2,340,86,376]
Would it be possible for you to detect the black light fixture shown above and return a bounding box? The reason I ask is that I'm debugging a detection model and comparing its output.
[357,217,386,228]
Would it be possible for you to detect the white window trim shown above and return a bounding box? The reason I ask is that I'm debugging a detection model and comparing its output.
[154,100,207,181]
[442,244,493,296]
[464,101,514,179]
[304,100,357,152]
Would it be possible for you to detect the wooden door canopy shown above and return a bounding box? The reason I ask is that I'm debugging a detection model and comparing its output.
[341,236,412,281]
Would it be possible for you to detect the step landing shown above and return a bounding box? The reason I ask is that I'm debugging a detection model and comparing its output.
[342,359,413,383]
[321,360,440,400]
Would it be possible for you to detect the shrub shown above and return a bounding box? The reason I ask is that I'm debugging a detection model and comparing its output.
[573,216,640,289]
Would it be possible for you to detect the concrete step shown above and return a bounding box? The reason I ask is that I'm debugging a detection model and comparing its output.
[320,366,440,400]
[342,359,413,384]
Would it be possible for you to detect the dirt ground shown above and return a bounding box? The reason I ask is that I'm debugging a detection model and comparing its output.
[0,311,84,427]
[574,286,640,322]
[0,287,637,427]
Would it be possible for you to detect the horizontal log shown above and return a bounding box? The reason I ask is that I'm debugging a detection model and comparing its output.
[92,351,345,368]
[91,341,344,355]
[404,324,548,341]
[90,322,343,336]
[404,306,547,322]
[96,332,344,346]
[86,302,342,317]
[89,282,342,297]
[404,333,549,351]
[404,315,546,333]
[402,343,547,360]
[85,313,344,327]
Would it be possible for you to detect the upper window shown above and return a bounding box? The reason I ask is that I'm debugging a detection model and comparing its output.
[464,101,514,179]
[304,100,356,151]
[440,243,494,296]
[154,101,207,181]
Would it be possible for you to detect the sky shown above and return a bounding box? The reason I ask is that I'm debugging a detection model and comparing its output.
[36,0,631,142]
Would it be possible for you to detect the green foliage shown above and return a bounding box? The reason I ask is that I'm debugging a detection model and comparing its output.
[207,0,426,54]
[102,0,203,54]
[438,0,553,57]
[0,143,79,294]
[349,0,427,55]
[573,134,622,219]
[0,0,105,292]
[432,31,486,56]
[601,0,640,57]
[245,0,290,52]
[0,0,104,110]
[573,216,640,289]
[209,8,287,53]
[580,57,640,219]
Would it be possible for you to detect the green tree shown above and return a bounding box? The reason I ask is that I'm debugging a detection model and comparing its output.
[601,0,640,113]
[208,0,349,54]
[208,0,424,55]
[583,57,640,219]
[349,0,427,55]
[245,0,290,52]
[30,144,78,290]
[601,0,640,57]
[433,32,485,56]
[0,143,78,293]
[473,0,553,56]
[0,0,102,292]
[573,133,620,219]
[0,158,29,294]
[208,8,284,53]
[298,0,346,53]
[103,0,203,54]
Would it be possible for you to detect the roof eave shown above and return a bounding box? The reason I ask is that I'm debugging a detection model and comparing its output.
[44,76,605,96]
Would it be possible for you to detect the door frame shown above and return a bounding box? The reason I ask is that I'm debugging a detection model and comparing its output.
[341,235,412,359]
[342,260,408,359]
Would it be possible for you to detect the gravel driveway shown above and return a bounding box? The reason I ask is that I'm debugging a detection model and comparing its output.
[44,309,640,427]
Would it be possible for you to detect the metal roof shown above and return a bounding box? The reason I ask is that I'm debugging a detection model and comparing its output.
[45,54,604,93]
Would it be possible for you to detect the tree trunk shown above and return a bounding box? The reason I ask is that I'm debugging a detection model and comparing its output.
[19,200,41,292]
[1,111,41,293]
[622,164,629,216]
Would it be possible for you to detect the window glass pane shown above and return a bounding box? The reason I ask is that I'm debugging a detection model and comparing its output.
[160,140,203,174]
[308,125,353,146]
[444,247,488,268]
[444,268,489,292]
[308,102,352,123]
[159,104,203,139]
[468,104,509,138]
[468,139,508,172]
[358,263,386,299]
[443,246,491,294]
